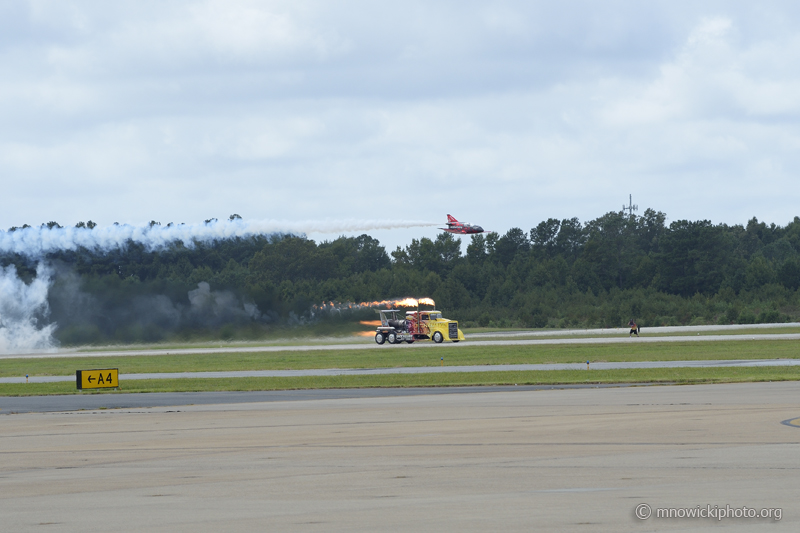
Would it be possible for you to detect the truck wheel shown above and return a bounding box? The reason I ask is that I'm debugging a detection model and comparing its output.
[387,332,397,344]
[432,331,444,343]
[405,340,414,344]
[375,333,385,345]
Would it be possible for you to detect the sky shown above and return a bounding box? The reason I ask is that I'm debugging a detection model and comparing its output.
[2,0,800,253]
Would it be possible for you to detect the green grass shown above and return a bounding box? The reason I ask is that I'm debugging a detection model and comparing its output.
[2,366,799,397]
[2,338,799,379]
[4,337,799,397]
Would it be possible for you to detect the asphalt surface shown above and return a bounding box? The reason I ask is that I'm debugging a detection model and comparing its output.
[468,321,800,337]
[3,382,798,532]
[0,384,641,414]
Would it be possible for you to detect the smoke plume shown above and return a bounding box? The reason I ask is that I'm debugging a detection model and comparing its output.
[0,263,57,353]
[1,218,435,257]
[0,217,434,351]
[187,282,262,326]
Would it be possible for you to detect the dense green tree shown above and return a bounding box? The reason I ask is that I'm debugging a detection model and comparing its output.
[777,258,800,291]
[493,228,529,266]
[3,209,800,345]
[531,219,560,257]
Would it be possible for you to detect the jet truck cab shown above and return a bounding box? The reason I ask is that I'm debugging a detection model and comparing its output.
[375,309,465,345]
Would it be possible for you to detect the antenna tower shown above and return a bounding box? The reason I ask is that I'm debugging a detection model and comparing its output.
[622,194,638,216]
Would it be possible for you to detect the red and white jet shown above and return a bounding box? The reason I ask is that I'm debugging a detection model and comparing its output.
[440,214,487,234]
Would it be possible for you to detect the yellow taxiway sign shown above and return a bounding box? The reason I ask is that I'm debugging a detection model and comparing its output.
[76,369,119,390]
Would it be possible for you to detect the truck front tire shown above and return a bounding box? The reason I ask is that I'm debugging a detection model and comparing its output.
[432,331,444,343]
[375,333,385,345]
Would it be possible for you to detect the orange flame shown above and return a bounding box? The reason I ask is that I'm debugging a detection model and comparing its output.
[355,330,376,337]
[312,297,436,311]
[391,297,436,308]
[359,320,382,326]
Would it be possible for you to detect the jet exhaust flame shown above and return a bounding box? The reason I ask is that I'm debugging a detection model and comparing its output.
[393,297,435,307]
[0,218,438,257]
[314,297,435,315]
[349,300,436,337]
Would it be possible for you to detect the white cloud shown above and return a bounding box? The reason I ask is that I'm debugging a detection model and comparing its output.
[1,1,800,250]
[602,16,800,125]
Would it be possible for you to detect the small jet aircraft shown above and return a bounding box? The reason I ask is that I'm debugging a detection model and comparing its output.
[440,214,487,234]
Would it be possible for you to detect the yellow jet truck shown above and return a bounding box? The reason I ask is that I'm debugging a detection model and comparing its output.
[375,308,465,345]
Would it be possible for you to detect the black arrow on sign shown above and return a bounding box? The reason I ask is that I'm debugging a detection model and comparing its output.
[88,375,95,383]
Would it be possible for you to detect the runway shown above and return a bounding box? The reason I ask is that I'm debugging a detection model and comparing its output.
[2,382,798,531]
[468,322,800,337]
[2,323,799,360]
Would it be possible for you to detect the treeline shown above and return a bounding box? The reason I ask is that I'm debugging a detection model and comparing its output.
[3,209,800,344]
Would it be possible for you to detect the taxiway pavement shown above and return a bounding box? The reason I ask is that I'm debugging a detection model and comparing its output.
[2,382,798,532]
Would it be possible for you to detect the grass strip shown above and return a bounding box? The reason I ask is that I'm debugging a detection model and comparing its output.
[2,338,799,378]
[1,366,799,396]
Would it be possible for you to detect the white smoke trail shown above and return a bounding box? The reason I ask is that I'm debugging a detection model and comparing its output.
[0,218,437,257]
[0,263,56,353]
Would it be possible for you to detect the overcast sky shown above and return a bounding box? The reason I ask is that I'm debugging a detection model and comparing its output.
[2,0,800,252]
